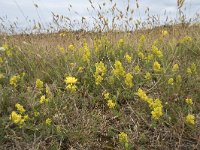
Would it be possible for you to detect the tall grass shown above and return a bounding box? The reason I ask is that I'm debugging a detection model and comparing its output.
[0,0,200,149]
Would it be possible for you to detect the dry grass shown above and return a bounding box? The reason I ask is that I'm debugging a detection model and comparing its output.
[0,0,200,149]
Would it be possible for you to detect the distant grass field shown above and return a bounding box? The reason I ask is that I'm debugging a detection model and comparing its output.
[0,0,200,149]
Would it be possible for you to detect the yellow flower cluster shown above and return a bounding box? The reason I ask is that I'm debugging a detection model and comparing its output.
[146,54,154,62]
[112,60,125,77]
[40,95,49,104]
[94,39,101,53]
[136,88,163,120]
[103,91,116,109]
[118,38,124,48]
[45,118,52,126]
[136,88,148,101]
[3,43,12,57]
[185,98,193,105]
[161,30,168,36]
[118,132,128,143]
[94,61,107,85]
[10,75,20,87]
[176,75,182,83]
[153,61,161,72]
[152,45,163,58]
[15,103,25,114]
[82,40,90,63]
[10,111,23,124]
[103,92,110,100]
[59,33,66,37]
[124,53,132,63]
[36,79,44,89]
[10,103,29,125]
[124,73,133,88]
[138,51,145,60]
[187,63,197,75]
[58,46,65,53]
[151,106,163,120]
[168,78,174,86]
[0,57,3,63]
[150,99,163,120]
[144,72,151,80]
[64,76,78,92]
[186,114,195,125]
[180,36,192,44]
[0,73,4,79]
[138,35,145,50]
[172,64,179,72]
[107,100,116,109]
[134,65,141,73]
[68,44,75,51]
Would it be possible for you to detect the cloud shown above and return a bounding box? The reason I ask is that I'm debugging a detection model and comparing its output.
[0,0,200,31]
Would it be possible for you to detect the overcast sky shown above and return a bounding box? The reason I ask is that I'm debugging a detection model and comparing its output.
[0,0,200,31]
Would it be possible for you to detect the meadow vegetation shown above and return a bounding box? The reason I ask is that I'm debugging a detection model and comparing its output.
[0,0,200,149]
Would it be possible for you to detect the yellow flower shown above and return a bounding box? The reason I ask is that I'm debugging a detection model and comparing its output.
[0,57,3,63]
[64,76,77,84]
[40,95,49,104]
[58,46,65,53]
[15,103,25,114]
[191,63,196,73]
[138,51,145,60]
[118,38,124,47]
[153,61,161,72]
[45,118,52,126]
[34,111,40,117]
[134,65,141,73]
[66,84,77,92]
[161,30,168,36]
[152,45,163,58]
[82,40,90,63]
[146,54,154,62]
[68,44,75,51]
[144,72,151,80]
[78,67,84,73]
[151,106,163,120]
[149,98,163,110]
[95,61,107,75]
[112,60,125,77]
[107,100,116,109]
[46,86,50,94]
[35,79,44,89]
[119,132,128,143]
[59,33,66,37]
[185,98,193,105]
[124,54,132,63]
[186,114,195,125]
[10,111,22,124]
[0,73,4,79]
[94,61,107,85]
[23,115,29,121]
[172,64,179,72]
[168,78,174,85]
[176,75,182,83]
[139,35,146,46]
[180,36,192,44]
[136,88,148,101]
[187,67,192,75]
[103,91,110,100]
[125,73,133,88]
[10,75,20,87]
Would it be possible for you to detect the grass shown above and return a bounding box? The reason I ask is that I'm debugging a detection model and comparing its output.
[0,0,200,149]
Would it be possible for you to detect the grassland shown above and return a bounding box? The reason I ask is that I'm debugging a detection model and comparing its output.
[0,1,200,149]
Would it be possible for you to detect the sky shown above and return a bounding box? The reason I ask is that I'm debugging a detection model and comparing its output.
[0,0,200,31]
